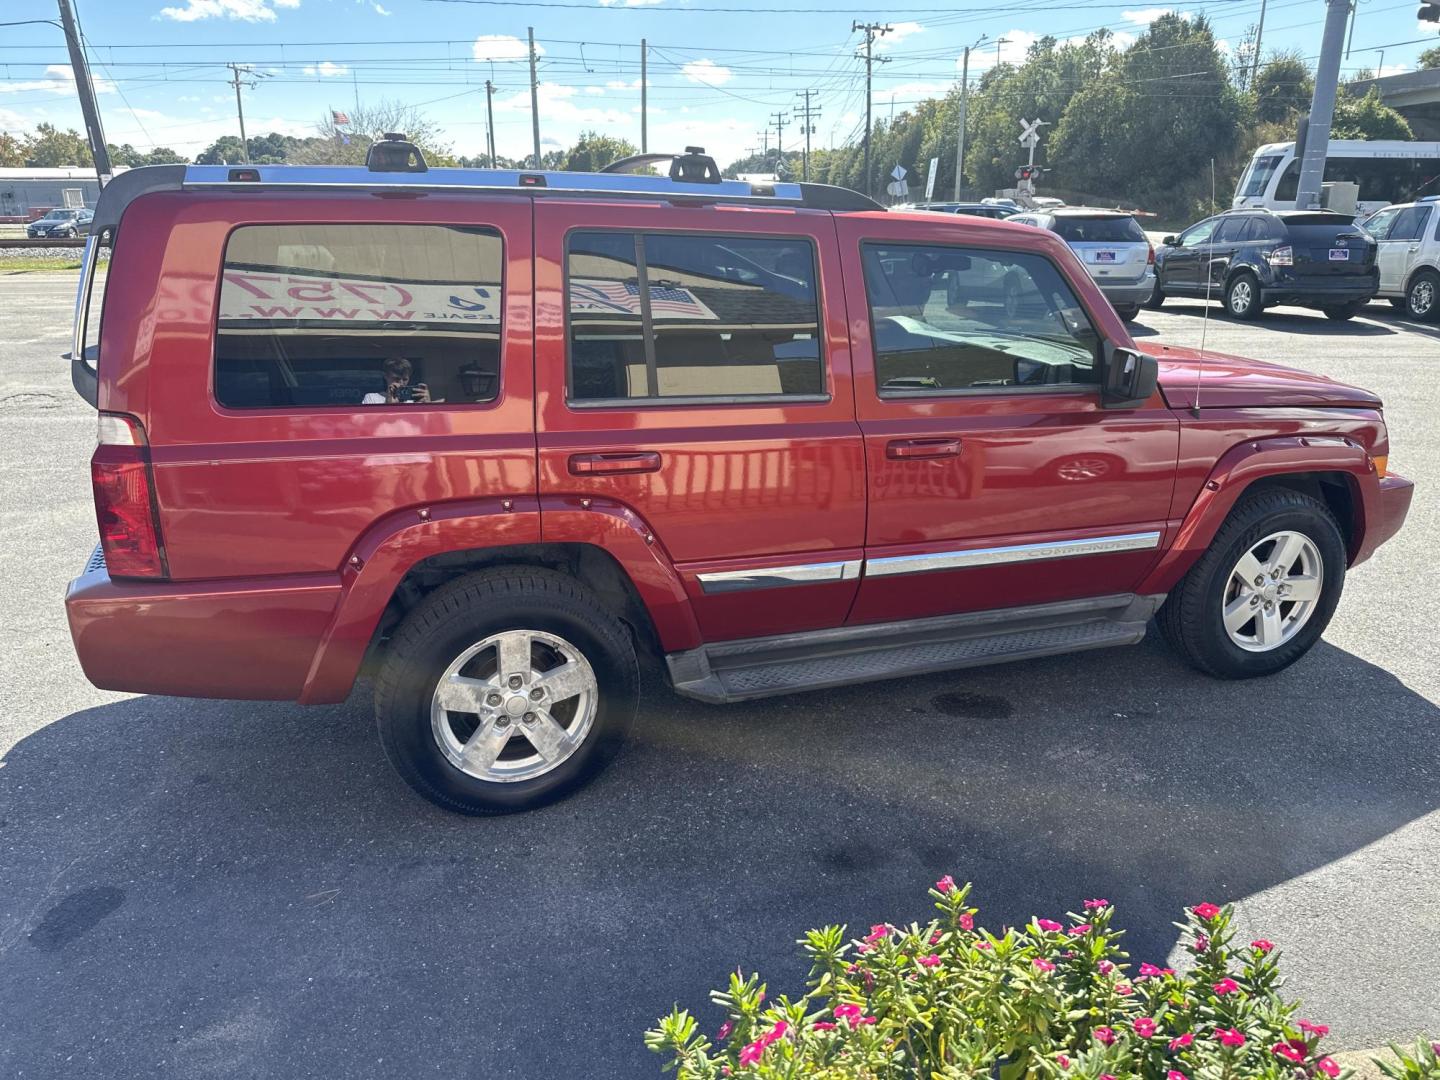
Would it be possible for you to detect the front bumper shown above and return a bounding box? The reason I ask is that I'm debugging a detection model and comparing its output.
[1354,473,1414,566]
[66,546,341,700]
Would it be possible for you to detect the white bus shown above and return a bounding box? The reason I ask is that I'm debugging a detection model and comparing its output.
[1233,140,1440,217]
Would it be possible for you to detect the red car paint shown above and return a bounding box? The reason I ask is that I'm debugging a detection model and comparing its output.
[66,189,1413,703]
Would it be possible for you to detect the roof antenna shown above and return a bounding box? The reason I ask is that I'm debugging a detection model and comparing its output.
[1192,156,1216,418]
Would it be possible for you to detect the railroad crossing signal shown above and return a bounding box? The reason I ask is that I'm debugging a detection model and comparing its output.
[1018,117,1045,147]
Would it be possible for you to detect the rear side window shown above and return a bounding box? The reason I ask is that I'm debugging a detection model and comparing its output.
[566,231,824,403]
[215,224,503,409]
[1053,216,1146,243]
[862,243,1100,395]
[1389,205,1433,242]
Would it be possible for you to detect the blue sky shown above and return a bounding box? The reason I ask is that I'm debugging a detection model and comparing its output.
[0,0,1432,167]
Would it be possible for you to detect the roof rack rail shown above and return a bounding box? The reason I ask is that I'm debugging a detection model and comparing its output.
[89,161,883,235]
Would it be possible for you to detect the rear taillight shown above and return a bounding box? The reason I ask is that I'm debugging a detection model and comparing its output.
[1267,245,1293,267]
[92,412,167,579]
[1147,242,1155,265]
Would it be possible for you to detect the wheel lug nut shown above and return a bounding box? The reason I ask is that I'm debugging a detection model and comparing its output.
[523,712,535,723]
[486,693,502,706]
[508,675,523,689]
[529,688,544,700]
[496,717,510,728]
[1254,576,1265,587]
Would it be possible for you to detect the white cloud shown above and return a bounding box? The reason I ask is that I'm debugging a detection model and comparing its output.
[606,78,644,90]
[370,1,392,11]
[1377,63,1410,77]
[877,21,925,50]
[598,0,664,7]
[472,34,538,62]
[0,65,115,96]
[681,59,732,86]
[960,31,1041,72]
[1121,7,1173,24]
[584,86,608,96]
[156,0,298,22]
[302,61,349,77]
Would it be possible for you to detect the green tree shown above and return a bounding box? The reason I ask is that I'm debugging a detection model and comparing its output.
[1417,45,1440,70]
[288,99,453,166]
[1252,52,1313,125]
[22,123,91,167]
[196,135,247,165]
[562,131,637,172]
[142,147,187,165]
[1331,86,1414,140]
[0,132,28,167]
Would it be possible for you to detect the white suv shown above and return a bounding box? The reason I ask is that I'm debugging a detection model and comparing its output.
[1359,196,1439,321]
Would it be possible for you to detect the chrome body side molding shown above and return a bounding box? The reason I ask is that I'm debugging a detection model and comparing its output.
[696,560,861,595]
[865,531,1162,578]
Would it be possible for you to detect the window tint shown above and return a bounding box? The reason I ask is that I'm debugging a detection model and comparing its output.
[1390,205,1433,242]
[215,224,503,409]
[862,243,1100,395]
[567,231,823,402]
[1213,217,1249,243]
[1053,216,1146,243]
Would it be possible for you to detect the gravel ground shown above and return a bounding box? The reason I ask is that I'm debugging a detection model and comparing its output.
[0,272,1435,1079]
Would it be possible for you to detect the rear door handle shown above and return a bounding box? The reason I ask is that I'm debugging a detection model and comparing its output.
[568,451,662,475]
[887,438,961,460]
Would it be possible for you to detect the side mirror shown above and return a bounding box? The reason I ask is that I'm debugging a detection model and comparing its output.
[1162,235,1179,247]
[1101,343,1159,409]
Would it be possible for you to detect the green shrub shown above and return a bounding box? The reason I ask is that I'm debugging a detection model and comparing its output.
[646,881,1440,1080]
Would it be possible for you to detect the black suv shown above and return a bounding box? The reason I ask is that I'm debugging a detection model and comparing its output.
[1147,209,1378,321]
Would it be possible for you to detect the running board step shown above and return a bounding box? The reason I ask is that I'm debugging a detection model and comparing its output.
[667,593,1165,704]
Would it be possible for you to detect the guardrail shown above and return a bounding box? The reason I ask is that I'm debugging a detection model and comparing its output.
[0,237,90,249]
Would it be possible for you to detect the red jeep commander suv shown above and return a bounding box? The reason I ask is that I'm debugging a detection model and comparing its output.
[65,142,1413,814]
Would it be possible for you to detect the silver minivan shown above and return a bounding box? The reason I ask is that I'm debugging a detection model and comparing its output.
[1008,208,1155,322]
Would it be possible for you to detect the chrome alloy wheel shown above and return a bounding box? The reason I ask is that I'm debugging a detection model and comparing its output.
[1228,278,1254,313]
[1221,531,1323,652]
[430,630,598,783]
[1411,277,1435,317]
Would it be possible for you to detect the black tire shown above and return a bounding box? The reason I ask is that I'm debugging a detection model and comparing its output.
[374,567,638,815]
[1158,487,1346,679]
[1322,301,1366,321]
[1116,305,1140,322]
[1223,272,1263,320]
[1405,269,1439,322]
[1143,280,1165,310]
[1388,297,1407,311]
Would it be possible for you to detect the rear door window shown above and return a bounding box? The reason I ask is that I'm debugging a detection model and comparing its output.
[861,243,1100,395]
[566,231,824,402]
[215,224,504,409]
[1389,206,1433,242]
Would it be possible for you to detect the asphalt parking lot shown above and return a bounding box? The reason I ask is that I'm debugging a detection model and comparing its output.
[1,272,1436,1078]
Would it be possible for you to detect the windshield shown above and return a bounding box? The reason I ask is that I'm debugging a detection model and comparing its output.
[44,210,79,220]
[1053,216,1146,243]
[1241,154,1285,197]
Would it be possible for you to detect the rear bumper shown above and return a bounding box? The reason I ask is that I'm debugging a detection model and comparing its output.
[66,546,341,700]
[1354,473,1414,566]
[1261,277,1377,308]
[1097,274,1155,307]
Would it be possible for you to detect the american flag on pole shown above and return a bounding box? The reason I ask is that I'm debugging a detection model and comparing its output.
[569,278,717,321]
[332,110,351,125]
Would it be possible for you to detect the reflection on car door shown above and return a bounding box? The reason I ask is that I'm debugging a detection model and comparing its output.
[1375,206,1431,295]
[1161,218,1218,292]
[1200,216,1248,291]
[833,213,1180,625]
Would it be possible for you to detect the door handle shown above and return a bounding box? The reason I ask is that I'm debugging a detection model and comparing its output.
[568,451,662,475]
[887,438,961,460]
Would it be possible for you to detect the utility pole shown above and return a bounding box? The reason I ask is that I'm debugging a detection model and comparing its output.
[853,21,892,198]
[1251,0,1269,85]
[994,37,1009,70]
[528,26,542,169]
[794,89,820,181]
[485,79,497,167]
[1295,0,1350,209]
[56,0,111,185]
[640,39,648,153]
[954,44,974,200]
[771,110,788,175]
[226,62,257,164]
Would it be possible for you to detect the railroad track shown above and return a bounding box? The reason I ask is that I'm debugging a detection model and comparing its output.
[0,237,91,249]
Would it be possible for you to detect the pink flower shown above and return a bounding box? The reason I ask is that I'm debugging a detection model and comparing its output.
[1138,963,1164,978]
[918,953,941,968]
[1195,934,1210,952]
[1432,1043,1440,1057]
[1094,1026,1117,1046]
[864,924,889,945]
[1057,1055,1070,1069]
[1084,898,1110,910]
[813,1021,837,1032]
[1212,978,1239,996]
[1251,939,1275,953]
[1134,1017,1158,1038]
[1273,1040,1308,1064]
[1115,983,1134,997]
[1298,1020,1330,1038]
[855,1015,877,1026]
[976,941,992,950]
[834,1003,861,1022]
[1215,1028,1247,1048]
[1035,918,1063,932]
[1317,1057,1340,1078]
[1169,1033,1194,1052]
[1192,902,1222,920]
[1098,960,1115,975]
[935,875,956,894]
[759,1021,788,1047]
[1100,1075,1117,1080]
[717,1022,733,1041]
[930,930,943,944]
[1033,958,1055,972]
[958,912,974,931]
[1168,1072,1189,1080]
[1068,924,1091,936]
[738,1041,764,1067]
